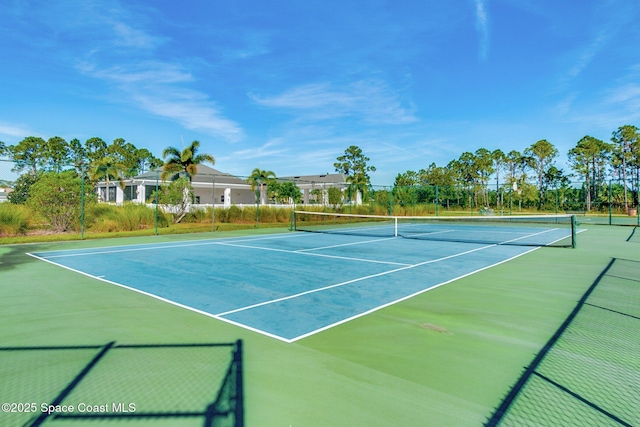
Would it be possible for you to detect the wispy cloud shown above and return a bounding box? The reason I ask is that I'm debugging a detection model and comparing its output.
[77,61,193,84]
[0,122,36,139]
[110,21,165,49]
[565,30,608,80]
[250,79,417,125]
[228,139,287,160]
[132,89,244,142]
[474,0,489,60]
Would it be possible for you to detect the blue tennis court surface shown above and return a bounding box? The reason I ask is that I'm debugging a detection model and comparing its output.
[28,228,573,342]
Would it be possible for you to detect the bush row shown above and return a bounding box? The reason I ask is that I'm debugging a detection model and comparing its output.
[0,203,297,236]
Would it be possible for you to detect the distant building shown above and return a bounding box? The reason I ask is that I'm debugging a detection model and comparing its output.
[0,187,12,203]
[94,165,346,207]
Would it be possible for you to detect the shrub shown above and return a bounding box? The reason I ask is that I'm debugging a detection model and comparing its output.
[0,203,31,236]
[183,207,208,223]
[257,206,276,223]
[27,171,94,232]
[7,172,41,204]
[87,203,168,232]
[228,205,242,222]
[213,207,228,223]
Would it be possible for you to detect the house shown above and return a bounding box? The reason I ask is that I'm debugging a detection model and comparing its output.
[0,187,12,203]
[95,165,346,207]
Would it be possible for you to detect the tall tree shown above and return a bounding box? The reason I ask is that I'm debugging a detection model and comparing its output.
[394,170,419,187]
[247,168,276,205]
[84,137,108,165]
[611,125,639,211]
[8,136,47,173]
[492,149,506,207]
[334,145,376,184]
[568,136,611,211]
[419,163,455,187]
[68,138,86,173]
[107,138,141,176]
[45,136,70,172]
[474,148,495,206]
[524,139,558,208]
[134,148,163,175]
[161,140,215,182]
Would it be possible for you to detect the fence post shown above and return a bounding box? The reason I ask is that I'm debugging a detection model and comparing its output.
[154,172,159,236]
[80,164,85,240]
[435,185,439,217]
[211,174,216,233]
[608,180,612,225]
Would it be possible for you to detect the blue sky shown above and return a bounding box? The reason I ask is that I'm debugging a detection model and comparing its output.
[1,0,639,185]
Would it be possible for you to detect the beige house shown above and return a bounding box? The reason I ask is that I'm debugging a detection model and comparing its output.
[95,165,346,207]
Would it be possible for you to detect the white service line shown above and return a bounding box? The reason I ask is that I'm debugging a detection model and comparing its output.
[215,242,497,317]
[213,241,410,266]
[294,236,397,252]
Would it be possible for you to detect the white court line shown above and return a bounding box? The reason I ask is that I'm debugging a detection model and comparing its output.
[214,241,410,266]
[31,233,312,258]
[25,252,294,343]
[294,236,396,252]
[28,227,586,344]
[215,227,560,318]
[215,243,497,317]
[287,246,538,342]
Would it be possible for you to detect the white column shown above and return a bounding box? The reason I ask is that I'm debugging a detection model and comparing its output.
[224,188,231,207]
[116,186,124,204]
[137,184,145,203]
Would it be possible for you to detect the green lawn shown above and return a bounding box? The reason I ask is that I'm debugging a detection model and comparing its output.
[0,225,637,426]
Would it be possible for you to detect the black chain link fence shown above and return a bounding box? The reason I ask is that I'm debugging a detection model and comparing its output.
[485,259,640,426]
[0,341,243,427]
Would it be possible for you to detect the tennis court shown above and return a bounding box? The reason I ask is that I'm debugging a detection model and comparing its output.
[2,220,639,427]
[28,215,578,342]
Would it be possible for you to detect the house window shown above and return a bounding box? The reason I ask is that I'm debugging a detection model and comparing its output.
[123,186,136,201]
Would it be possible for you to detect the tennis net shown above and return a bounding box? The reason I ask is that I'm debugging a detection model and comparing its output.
[292,211,577,248]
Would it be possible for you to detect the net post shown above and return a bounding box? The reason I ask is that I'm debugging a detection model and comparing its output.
[394,217,398,237]
[571,214,577,249]
[290,210,295,231]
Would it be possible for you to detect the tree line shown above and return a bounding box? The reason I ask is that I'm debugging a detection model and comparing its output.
[1,124,639,215]
[391,125,640,212]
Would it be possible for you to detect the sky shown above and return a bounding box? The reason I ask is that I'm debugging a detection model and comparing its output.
[1,0,640,185]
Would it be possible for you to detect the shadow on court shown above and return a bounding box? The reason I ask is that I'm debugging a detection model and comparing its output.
[485,258,640,427]
[0,341,243,427]
[0,245,42,272]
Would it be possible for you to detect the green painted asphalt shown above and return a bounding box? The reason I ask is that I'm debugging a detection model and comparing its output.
[1,225,637,426]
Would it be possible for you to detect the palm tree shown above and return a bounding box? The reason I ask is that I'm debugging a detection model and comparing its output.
[91,156,127,202]
[161,140,215,182]
[247,168,276,205]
